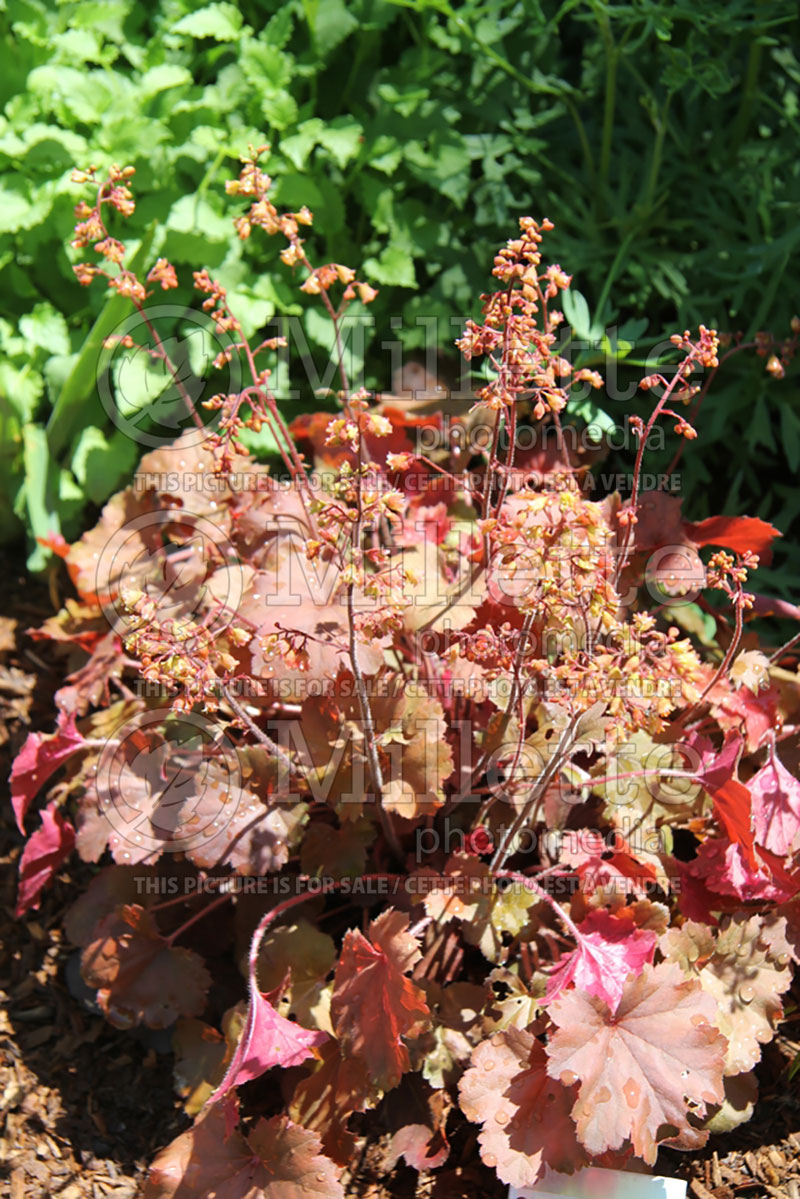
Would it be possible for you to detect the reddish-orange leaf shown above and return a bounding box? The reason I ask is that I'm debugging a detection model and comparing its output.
[331,909,431,1091]
[144,1104,343,1198]
[685,514,781,563]
[81,904,210,1029]
[693,732,757,869]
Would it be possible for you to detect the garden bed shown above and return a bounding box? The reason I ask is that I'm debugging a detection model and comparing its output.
[4,555,800,1199]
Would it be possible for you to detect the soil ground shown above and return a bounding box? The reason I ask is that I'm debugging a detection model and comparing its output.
[3,550,800,1199]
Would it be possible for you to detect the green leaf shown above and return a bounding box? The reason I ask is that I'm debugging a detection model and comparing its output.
[0,182,53,233]
[70,425,108,487]
[138,65,193,96]
[241,38,292,90]
[568,397,616,437]
[271,172,325,214]
[166,194,232,241]
[618,318,649,342]
[780,403,800,473]
[70,425,138,504]
[361,245,417,288]
[280,117,363,171]
[265,6,295,49]
[43,353,80,404]
[164,195,231,264]
[111,348,173,419]
[376,82,430,117]
[27,65,129,124]
[50,29,105,64]
[237,420,284,459]
[665,601,718,648]
[601,331,634,361]
[261,90,298,131]
[0,362,45,424]
[21,423,60,572]
[173,2,244,41]
[561,288,593,342]
[279,119,325,170]
[748,394,776,451]
[305,0,358,55]
[19,302,71,356]
[367,135,403,175]
[317,118,363,169]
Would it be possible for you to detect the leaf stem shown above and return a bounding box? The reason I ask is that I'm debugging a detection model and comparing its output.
[221,683,301,782]
[489,713,581,873]
[165,893,232,946]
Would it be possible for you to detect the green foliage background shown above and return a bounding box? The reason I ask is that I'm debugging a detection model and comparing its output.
[1,0,798,585]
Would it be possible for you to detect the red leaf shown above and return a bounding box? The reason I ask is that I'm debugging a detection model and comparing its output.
[693,730,743,792]
[628,491,686,551]
[545,910,657,1012]
[387,1123,450,1172]
[710,777,755,868]
[546,962,726,1164]
[10,711,85,833]
[331,909,431,1091]
[289,1041,375,1164]
[748,593,800,622]
[751,741,800,856]
[64,864,159,946]
[212,985,328,1100]
[693,732,757,870]
[15,802,75,916]
[383,1076,451,1172]
[560,830,658,896]
[210,903,330,1103]
[626,497,780,564]
[144,1104,344,1198]
[707,678,778,753]
[687,838,799,904]
[81,905,210,1029]
[685,514,781,562]
[290,409,422,472]
[459,1028,585,1188]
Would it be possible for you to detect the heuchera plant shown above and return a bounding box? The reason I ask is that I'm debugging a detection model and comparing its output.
[11,147,800,1195]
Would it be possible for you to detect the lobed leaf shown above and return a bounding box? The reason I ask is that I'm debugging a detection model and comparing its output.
[460,1027,585,1188]
[546,961,726,1164]
[81,904,211,1029]
[331,908,431,1091]
[145,1104,343,1198]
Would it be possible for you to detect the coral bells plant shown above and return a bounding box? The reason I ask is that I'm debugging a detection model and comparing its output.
[12,146,800,1194]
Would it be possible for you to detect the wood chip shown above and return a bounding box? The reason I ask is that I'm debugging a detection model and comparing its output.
[764,1159,783,1187]
[745,1150,761,1178]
